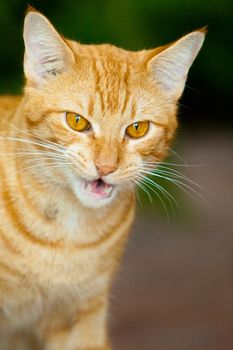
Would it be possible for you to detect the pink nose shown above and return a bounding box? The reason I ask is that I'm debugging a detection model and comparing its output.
[96,163,117,177]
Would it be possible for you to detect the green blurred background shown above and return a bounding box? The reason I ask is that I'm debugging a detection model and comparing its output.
[0,0,232,130]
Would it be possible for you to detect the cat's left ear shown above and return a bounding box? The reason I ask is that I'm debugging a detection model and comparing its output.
[148,29,206,101]
[23,9,75,86]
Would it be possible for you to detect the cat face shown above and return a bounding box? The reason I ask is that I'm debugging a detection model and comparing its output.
[22,10,205,208]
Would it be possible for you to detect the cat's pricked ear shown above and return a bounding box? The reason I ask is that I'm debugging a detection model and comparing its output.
[23,10,75,86]
[148,30,206,100]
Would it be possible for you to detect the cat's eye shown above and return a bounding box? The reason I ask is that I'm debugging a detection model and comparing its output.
[66,112,91,132]
[126,121,150,139]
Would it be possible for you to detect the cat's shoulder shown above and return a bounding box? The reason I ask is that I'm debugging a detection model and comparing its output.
[0,95,22,111]
[0,95,22,122]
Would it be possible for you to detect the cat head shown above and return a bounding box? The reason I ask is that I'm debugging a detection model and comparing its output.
[21,9,205,208]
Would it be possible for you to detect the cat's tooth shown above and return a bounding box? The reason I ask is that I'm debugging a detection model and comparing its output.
[105,185,113,195]
[87,183,92,191]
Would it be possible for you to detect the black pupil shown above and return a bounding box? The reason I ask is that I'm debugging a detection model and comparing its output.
[75,115,80,124]
[134,123,139,131]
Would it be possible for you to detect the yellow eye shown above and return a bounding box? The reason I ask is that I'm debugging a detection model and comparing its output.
[126,121,150,139]
[66,112,91,132]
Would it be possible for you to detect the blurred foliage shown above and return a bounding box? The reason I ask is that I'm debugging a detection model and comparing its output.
[0,0,232,128]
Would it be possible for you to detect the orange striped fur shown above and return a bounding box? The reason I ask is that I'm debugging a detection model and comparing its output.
[0,8,205,350]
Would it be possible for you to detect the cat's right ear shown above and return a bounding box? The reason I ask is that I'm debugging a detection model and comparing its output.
[147,30,206,101]
[23,9,75,87]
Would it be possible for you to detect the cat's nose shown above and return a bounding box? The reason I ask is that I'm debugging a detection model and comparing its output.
[95,163,118,177]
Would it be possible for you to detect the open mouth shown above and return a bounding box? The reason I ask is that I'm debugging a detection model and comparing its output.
[83,178,114,199]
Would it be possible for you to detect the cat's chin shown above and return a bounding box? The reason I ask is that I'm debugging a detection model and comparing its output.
[72,178,118,208]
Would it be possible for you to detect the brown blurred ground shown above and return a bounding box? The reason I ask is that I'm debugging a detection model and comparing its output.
[111,131,233,350]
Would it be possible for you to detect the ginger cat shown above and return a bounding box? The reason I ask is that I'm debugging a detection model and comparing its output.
[0,8,205,350]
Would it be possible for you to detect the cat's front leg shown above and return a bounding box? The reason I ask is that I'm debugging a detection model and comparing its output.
[42,297,111,350]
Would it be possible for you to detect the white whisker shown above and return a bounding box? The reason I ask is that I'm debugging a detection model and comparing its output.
[141,170,208,203]
[133,179,153,204]
[0,136,65,154]
[141,174,179,215]
[167,147,186,164]
[20,161,71,173]
[8,151,67,162]
[135,173,176,222]
[142,161,207,168]
[142,165,209,194]
[140,178,171,223]
[2,119,65,151]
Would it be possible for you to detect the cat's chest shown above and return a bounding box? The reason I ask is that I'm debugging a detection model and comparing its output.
[29,209,129,302]
[27,209,129,287]
[40,251,109,314]
[1,250,109,329]
[37,247,105,286]
[1,197,134,327]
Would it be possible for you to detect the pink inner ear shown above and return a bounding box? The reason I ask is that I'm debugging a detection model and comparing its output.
[23,12,75,84]
[148,31,205,99]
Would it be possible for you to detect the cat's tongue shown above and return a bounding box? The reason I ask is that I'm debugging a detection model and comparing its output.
[84,179,114,199]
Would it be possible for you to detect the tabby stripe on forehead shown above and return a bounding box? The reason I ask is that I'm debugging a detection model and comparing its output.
[131,100,137,120]
[92,59,105,113]
[88,97,94,116]
[121,64,130,115]
[105,61,120,113]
